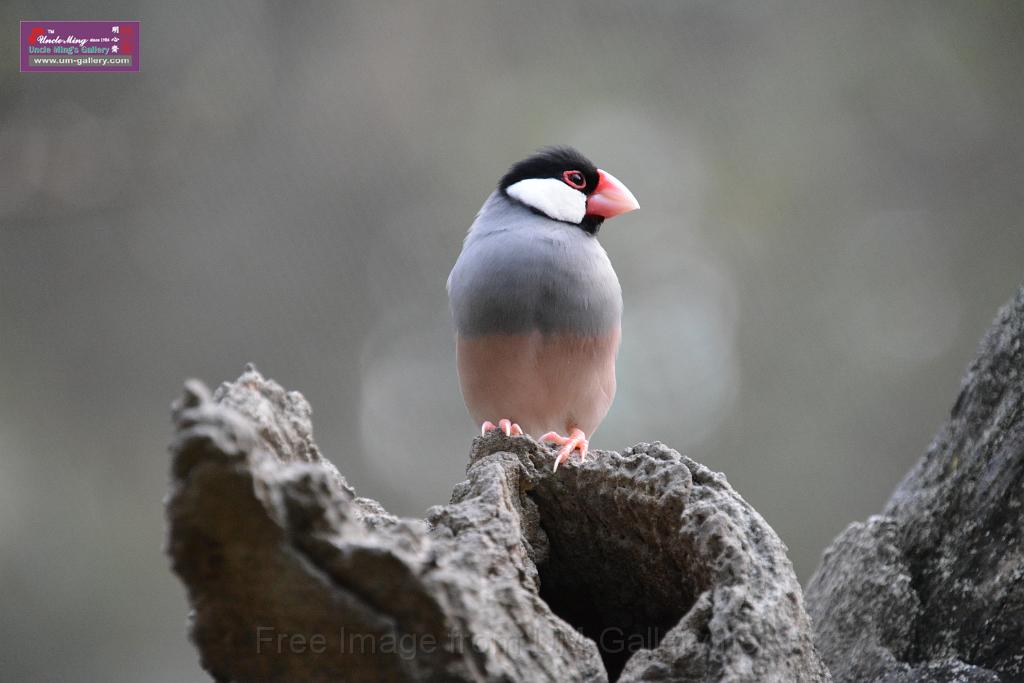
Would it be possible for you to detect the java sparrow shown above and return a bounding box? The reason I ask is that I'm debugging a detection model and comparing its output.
[447,147,639,471]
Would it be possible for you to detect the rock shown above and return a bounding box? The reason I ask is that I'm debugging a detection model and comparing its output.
[806,287,1024,682]
[167,368,829,682]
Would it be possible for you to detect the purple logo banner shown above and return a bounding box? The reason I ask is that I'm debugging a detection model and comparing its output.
[20,21,139,72]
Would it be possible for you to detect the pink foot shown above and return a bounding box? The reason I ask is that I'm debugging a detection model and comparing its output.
[481,419,524,437]
[540,428,589,472]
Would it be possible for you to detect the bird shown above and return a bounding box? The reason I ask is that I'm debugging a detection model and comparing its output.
[447,147,639,471]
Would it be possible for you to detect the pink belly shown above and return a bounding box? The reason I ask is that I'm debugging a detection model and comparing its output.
[456,329,620,438]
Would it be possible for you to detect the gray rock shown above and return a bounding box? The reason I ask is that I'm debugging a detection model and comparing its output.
[167,367,829,681]
[806,287,1024,682]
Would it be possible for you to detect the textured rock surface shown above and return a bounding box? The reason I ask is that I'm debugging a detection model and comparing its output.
[167,365,828,682]
[806,288,1024,682]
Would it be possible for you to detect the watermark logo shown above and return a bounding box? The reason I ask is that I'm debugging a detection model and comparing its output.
[20,21,139,72]
[253,625,663,659]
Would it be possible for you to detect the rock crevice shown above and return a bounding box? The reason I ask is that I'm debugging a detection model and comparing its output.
[167,367,828,682]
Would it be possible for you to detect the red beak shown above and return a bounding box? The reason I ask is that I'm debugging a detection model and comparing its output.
[586,169,640,219]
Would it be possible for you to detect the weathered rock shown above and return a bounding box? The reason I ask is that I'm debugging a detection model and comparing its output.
[806,288,1024,682]
[167,365,828,682]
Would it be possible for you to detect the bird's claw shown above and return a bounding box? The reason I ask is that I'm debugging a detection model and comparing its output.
[481,419,523,437]
[541,429,589,472]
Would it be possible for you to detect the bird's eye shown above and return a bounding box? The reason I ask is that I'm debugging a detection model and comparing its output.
[562,170,586,190]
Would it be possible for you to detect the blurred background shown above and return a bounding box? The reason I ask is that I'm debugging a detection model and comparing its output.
[2,1,1022,680]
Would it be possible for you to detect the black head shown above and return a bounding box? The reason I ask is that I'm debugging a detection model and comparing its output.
[498,147,606,233]
[499,146,601,196]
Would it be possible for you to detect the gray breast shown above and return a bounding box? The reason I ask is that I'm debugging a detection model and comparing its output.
[448,192,623,337]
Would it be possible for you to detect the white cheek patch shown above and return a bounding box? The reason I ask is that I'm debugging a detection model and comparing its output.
[506,178,587,224]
